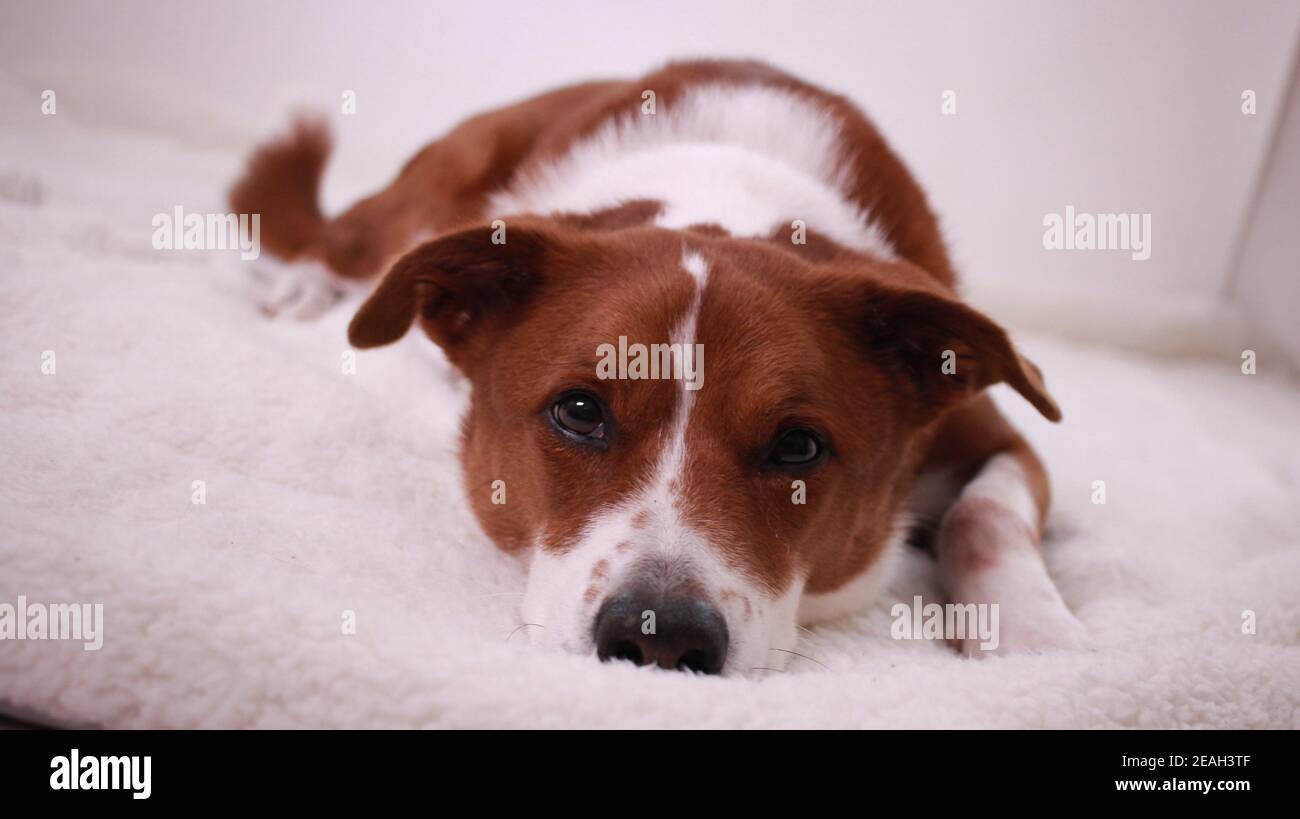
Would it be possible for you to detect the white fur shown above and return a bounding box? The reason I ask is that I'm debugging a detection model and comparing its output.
[681,249,708,283]
[797,515,909,625]
[490,84,894,257]
[944,540,1089,655]
[249,257,347,320]
[958,453,1039,528]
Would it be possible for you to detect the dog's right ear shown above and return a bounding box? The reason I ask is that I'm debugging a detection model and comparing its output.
[347,224,554,367]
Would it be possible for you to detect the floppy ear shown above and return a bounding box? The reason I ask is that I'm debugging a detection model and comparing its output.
[858,284,1061,423]
[347,224,552,367]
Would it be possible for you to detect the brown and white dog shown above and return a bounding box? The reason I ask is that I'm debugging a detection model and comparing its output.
[231,59,1085,675]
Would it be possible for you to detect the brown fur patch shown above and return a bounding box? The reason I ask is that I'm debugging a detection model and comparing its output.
[554,199,663,231]
[939,496,1038,573]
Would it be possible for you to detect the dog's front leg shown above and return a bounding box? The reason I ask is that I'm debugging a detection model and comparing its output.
[936,447,1087,656]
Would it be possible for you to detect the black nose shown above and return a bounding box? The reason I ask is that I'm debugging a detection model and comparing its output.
[594,592,729,674]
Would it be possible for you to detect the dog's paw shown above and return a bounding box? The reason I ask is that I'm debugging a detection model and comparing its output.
[953,586,1089,657]
[249,257,346,320]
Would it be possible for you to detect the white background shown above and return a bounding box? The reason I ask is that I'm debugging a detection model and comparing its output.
[3,0,1298,314]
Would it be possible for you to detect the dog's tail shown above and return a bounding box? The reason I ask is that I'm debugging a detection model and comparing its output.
[228,116,331,260]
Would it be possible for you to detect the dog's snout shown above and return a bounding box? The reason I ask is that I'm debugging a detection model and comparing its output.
[594,592,728,674]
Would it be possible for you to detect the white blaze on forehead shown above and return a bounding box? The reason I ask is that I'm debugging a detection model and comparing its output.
[681,249,708,285]
[646,249,708,555]
[662,251,706,474]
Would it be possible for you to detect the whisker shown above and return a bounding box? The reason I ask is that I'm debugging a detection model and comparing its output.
[768,647,830,670]
[505,623,544,642]
[793,625,827,653]
[750,666,786,674]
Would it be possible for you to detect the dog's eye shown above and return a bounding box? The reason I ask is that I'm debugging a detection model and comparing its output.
[769,429,825,468]
[552,393,606,439]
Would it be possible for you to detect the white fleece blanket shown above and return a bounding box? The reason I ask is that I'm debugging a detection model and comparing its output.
[2,93,1298,729]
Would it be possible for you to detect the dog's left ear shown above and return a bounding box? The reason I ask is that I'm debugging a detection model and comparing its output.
[854,283,1062,423]
[348,224,555,369]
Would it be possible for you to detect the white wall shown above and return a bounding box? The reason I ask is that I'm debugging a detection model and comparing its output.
[1232,51,1300,366]
[3,0,1298,310]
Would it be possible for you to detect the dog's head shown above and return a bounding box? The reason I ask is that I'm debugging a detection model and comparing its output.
[349,215,1059,675]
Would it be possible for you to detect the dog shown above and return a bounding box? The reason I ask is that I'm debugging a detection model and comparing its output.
[231,59,1085,675]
